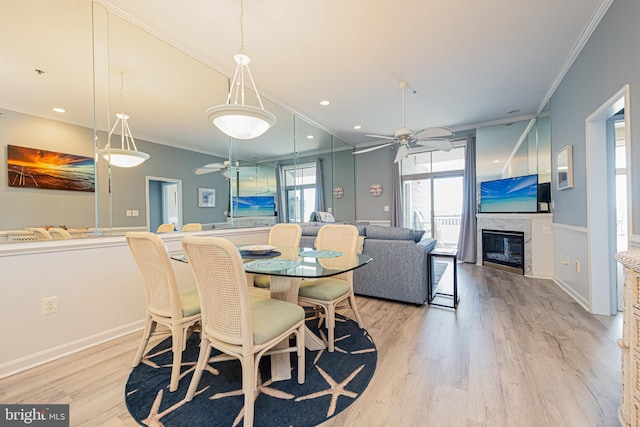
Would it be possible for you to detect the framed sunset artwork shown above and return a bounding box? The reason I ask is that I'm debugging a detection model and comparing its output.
[7,145,95,192]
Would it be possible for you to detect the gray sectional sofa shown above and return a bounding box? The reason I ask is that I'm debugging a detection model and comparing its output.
[299,223,437,305]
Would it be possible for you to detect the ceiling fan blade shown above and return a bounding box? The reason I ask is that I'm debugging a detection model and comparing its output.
[413,127,453,139]
[353,142,394,155]
[202,162,226,169]
[365,134,395,140]
[414,139,454,151]
[192,167,219,175]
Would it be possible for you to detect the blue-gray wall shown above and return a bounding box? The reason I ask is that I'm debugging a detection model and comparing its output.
[551,0,640,229]
[355,147,394,221]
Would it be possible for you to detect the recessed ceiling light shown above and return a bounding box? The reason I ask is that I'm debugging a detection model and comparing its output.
[353,125,362,130]
[508,109,520,115]
[306,135,314,139]
[319,100,330,106]
[493,160,500,163]
[52,107,66,113]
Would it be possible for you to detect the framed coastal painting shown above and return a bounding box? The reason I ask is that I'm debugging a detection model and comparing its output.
[198,187,215,207]
[556,145,573,190]
[7,145,95,192]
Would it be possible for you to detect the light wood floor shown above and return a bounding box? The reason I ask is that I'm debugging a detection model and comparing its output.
[0,262,622,427]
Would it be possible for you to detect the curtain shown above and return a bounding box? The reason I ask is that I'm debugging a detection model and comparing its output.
[275,162,286,223]
[315,158,325,213]
[457,134,477,263]
[391,157,404,227]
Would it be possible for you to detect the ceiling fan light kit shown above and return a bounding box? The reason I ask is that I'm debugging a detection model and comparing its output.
[353,81,454,162]
[206,1,275,140]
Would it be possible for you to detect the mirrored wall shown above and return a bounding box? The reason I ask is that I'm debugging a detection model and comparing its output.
[476,103,551,184]
[0,0,356,242]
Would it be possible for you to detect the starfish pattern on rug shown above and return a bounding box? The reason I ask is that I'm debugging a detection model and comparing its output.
[126,316,377,426]
[295,364,365,417]
[141,386,209,426]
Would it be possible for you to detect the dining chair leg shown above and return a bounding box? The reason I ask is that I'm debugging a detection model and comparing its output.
[243,354,256,427]
[349,294,364,328]
[297,326,305,384]
[169,325,185,392]
[132,316,154,367]
[327,304,336,352]
[185,339,213,401]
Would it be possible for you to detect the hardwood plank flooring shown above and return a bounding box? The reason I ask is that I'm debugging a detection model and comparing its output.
[0,263,622,426]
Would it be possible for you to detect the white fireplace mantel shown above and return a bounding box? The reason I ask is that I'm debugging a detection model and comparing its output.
[476,213,553,278]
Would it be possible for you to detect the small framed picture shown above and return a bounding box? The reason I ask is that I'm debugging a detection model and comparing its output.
[198,187,215,207]
[556,145,574,190]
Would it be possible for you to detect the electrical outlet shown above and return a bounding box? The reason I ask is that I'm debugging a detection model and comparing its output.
[41,296,59,315]
[576,261,580,272]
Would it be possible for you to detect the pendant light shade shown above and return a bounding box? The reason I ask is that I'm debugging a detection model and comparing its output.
[206,3,275,140]
[206,104,275,140]
[98,113,150,168]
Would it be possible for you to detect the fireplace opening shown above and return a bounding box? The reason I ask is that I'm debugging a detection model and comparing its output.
[482,229,525,274]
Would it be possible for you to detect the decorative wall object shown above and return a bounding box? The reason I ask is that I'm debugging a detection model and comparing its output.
[198,187,216,207]
[556,145,573,190]
[7,145,95,192]
[333,185,344,199]
[369,183,383,197]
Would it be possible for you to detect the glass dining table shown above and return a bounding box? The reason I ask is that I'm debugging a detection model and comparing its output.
[170,245,372,381]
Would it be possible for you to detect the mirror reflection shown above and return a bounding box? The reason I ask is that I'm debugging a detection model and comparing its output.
[0,1,356,243]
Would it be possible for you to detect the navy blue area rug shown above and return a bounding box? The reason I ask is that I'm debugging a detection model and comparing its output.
[125,314,377,426]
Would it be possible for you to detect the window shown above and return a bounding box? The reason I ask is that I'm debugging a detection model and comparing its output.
[401,148,465,248]
[282,162,316,222]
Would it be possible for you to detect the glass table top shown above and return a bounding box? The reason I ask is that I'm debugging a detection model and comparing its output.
[170,245,372,279]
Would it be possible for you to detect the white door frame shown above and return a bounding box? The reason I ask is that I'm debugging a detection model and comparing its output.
[585,84,630,315]
[145,176,183,231]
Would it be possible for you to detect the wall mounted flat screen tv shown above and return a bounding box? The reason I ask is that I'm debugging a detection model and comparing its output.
[480,174,539,213]
[231,195,276,217]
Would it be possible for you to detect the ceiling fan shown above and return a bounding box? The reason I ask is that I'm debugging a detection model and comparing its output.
[353,81,455,163]
[192,160,239,178]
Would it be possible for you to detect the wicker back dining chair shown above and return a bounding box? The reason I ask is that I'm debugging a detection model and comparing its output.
[182,235,305,427]
[31,227,52,240]
[181,223,202,231]
[125,232,201,392]
[297,224,364,352]
[48,227,72,239]
[156,223,175,233]
[253,223,302,289]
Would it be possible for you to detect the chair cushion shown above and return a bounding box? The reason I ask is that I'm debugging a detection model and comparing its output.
[179,286,201,317]
[298,278,351,301]
[251,298,304,345]
[253,274,271,288]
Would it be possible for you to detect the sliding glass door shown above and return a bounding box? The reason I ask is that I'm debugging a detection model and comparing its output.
[402,148,465,248]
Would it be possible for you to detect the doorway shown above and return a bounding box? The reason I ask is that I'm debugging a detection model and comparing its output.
[609,113,628,310]
[146,176,183,232]
[585,85,630,315]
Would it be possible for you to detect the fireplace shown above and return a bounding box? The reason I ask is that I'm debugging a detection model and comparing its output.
[482,229,525,274]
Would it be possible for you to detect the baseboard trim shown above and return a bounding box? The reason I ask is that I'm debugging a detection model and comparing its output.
[0,320,145,380]
[552,277,590,312]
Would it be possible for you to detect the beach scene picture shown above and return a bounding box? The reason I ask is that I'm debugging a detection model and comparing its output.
[7,145,95,192]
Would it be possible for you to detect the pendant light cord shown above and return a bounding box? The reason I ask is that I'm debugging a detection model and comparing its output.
[239,0,245,52]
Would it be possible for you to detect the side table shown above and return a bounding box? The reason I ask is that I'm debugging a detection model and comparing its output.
[428,248,459,309]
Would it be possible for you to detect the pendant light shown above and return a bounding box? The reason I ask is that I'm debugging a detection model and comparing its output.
[205,0,276,140]
[98,72,150,167]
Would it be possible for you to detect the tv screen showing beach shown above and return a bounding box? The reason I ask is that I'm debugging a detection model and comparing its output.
[232,196,276,217]
[480,174,538,213]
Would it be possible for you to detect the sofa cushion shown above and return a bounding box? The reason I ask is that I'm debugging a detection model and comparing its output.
[300,224,323,236]
[365,224,424,242]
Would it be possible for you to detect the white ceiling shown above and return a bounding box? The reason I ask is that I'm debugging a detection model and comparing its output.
[1,0,610,166]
